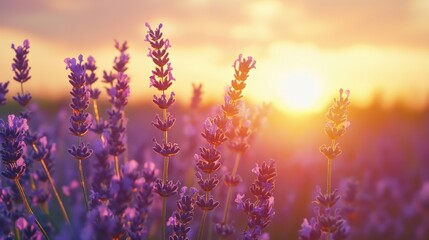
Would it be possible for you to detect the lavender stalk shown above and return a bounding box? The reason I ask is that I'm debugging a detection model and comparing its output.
[65,55,93,211]
[0,115,49,239]
[11,40,32,109]
[145,22,180,240]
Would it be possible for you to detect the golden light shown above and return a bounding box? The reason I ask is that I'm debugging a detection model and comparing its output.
[280,70,324,113]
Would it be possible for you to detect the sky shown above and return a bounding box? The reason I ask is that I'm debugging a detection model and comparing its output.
[1,0,429,113]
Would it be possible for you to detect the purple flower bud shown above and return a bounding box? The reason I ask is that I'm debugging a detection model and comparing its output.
[152,139,180,157]
[0,81,9,106]
[68,143,93,160]
[0,115,28,164]
[13,92,32,107]
[201,118,227,147]
[103,70,116,85]
[152,92,176,109]
[152,114,176,131]
[196,172,219,191]
[224,173,242,187]
[11,40,31,84]
[191,83,203,109]
[196,195,219,211]
[2,160,26,180]
[215,223,235,237]
[154,179,179,198]
[299,218,322,240]
[314,187,341,209]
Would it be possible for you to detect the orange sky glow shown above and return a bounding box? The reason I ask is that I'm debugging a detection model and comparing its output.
[1,0,429,114]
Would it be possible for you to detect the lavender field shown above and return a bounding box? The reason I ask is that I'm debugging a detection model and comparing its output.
[1,2,429,239]
[0,29,428,240]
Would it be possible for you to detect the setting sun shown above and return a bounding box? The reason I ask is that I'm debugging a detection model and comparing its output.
[279,70,324,113]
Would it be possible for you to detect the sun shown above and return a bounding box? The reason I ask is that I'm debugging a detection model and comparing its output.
[279,70,324,113]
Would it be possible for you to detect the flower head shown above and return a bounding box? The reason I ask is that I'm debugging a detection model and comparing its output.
[11,40,31,84]
[146,23,175,92]
[0,115,28,164]
[0,81,9,106]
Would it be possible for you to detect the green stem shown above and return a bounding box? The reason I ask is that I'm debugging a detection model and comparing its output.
[114,155,120,177]
[326,140,335,195]
[327,158,332,195]
[198,210,208,240]
[14,225,20,240]
[326,140,335,240]
[77,159,89,211]
[160,107,170,240]
[92,99,100,123]
[163,157,169,182]
[161,196,167,240]
[40,205,60,231]
[41,159,71,225]
[32,143,71,225]
[14,179,49,240]
[222,152,241,224]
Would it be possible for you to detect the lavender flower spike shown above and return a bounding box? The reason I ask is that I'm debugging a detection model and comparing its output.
[0,81,9,106]
[146,22,180,240]
[66,54,93,210]
[0,115,28,179]
[11,40,31,84]
[0,114,48,238]
[11,40,32,107]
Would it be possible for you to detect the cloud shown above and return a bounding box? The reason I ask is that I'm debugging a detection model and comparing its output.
[1,0,427,51]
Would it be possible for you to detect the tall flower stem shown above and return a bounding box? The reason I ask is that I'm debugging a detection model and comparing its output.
[161,196,167,240]
[326,140,335,196]
[92,99,105,144]
[77,136,88,210]
[41,159,71,225]
[222,152,241,224]
[31,144,71,225]
[14,179,49,239]
[114,155,120,177]
[65,55,93,212]
[161,108,169,240]
[198,210,208,240]
[13,225,20,240]
[78,158,88,211]
[146,23,180,240]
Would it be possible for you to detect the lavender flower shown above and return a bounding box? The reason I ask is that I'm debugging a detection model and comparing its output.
[217,55,256,238]
[300,89,351,240]
[107,160,143,237]
[91,146,114,205]
[191,83,203,109]
[84,56,98,86]
[102,70,116,86]
[66,55,91,138]
[66,54,93,210]
[195,118,224,231]
[146,22,180,240]
[0,115,28,180]
[83,204,119,239]
[11,40,32,107]
[0,81,9,106]
[0,114,48,238]
[128,162,158,240]
[236,159,277,239]
[299,218,322,240]
[113,40,130,74]
[169,187,198,240]
[106,73,130,158]
[16,216,42,240]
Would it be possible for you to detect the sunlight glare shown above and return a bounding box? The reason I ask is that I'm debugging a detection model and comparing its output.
[280,70,324,113]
